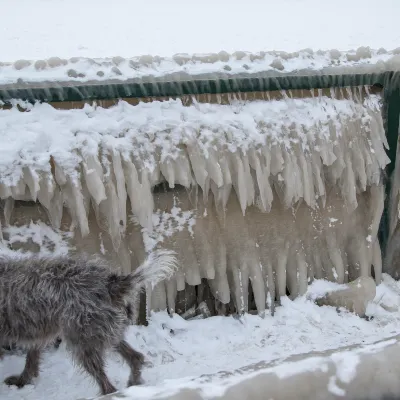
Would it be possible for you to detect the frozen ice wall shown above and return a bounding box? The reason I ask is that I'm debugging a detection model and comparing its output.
[0,89,389,317]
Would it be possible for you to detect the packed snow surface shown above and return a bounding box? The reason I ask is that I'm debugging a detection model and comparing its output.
[1,274,400,400]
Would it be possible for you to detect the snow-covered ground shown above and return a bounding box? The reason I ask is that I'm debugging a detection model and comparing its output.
[2,0,400,61]
[1,275,400,400]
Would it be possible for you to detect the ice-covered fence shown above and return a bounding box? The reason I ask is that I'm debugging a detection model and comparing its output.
[0,87,390,317]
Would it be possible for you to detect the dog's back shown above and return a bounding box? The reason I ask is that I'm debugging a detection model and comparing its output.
[0,254,128,347]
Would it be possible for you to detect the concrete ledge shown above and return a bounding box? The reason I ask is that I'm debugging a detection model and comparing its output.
[86,335,400,400]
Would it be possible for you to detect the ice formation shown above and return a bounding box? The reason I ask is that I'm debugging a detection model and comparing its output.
[0,89,389,316]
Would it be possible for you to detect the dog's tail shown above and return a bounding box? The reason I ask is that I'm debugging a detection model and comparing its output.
[107,249,177,302]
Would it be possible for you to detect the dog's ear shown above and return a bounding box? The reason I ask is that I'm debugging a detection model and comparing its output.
[107,274,133,303]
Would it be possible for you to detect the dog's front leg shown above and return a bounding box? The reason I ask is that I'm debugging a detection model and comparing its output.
[4,347,42,388]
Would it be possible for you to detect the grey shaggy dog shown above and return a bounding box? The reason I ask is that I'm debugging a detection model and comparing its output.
[0,249,177,395]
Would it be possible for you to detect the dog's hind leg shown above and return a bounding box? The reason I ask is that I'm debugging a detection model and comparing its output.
[4,347,41,388]
[74,345,117,395]
[115,340,145,387]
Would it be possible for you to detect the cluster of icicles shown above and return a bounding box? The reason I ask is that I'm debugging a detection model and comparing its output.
[0,93,390,315]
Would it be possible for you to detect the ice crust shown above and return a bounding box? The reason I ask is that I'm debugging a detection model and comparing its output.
[0,92,389,315]
[0,48,400,86]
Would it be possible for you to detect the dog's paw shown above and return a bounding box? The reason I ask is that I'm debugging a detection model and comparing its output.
[4,375,29,388]
[128,375,144,387]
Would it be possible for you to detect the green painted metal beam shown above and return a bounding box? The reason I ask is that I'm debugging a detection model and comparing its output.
[0,71,395,104]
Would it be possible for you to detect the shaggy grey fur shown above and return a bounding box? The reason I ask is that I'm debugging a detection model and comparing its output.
[0,249,177,395]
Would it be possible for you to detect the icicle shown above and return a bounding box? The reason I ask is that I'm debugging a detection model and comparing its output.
[37,172,55,209]
[242,155,255,207]
[111,150,127,231]
[160,160,175,188]
[348,236,370,278]
[193,231,215,280]
[249,148,269,212]
[175,268,186,291]
[318,139,337,167]
[297,151,314,208]
[286,245,299,299]
[173,153,193,188]
[183,250,202,286]
[372,240,382,284]
[141,170,154,227]
[66,176,90,237]
[150,282,168,311]
[11,178,26,199]
[166,278,177,314]
[217,153,232,208]
[368,111,391,168]
[351,138,368,192]
[276,241,290,297]
[148,164,161,186]
[313,249,323,280]
[326,230,345,283]
[100,177,122,251]
[122,156,153,230]
[229,153,247,215]
[22,167,40,201]
[270,144,284,175]
[0,183,11,199]
[296,246,308,296]
[248,252,266,316]
[205,149,223,188]
[330,143,346,182]
[187,144,208,193]
[81,176,91,216]
[282,151,295,208]
[53,161,67,186]
[266,259,275,315]
[311,152,325,199]
[227,260,247,314]
[47,187,63,229]
[82,155,107,205]
[342,153,358,212]
[210,237,230,304]
[4,197,14,226]
[369,185,385,240]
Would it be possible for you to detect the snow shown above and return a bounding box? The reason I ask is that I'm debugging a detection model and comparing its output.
[0,221,73,256]
[1,0,400,85]
[0,95,383,187]
[1,0,400,61]
[0,48,399,86]
[1,274,400,400]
